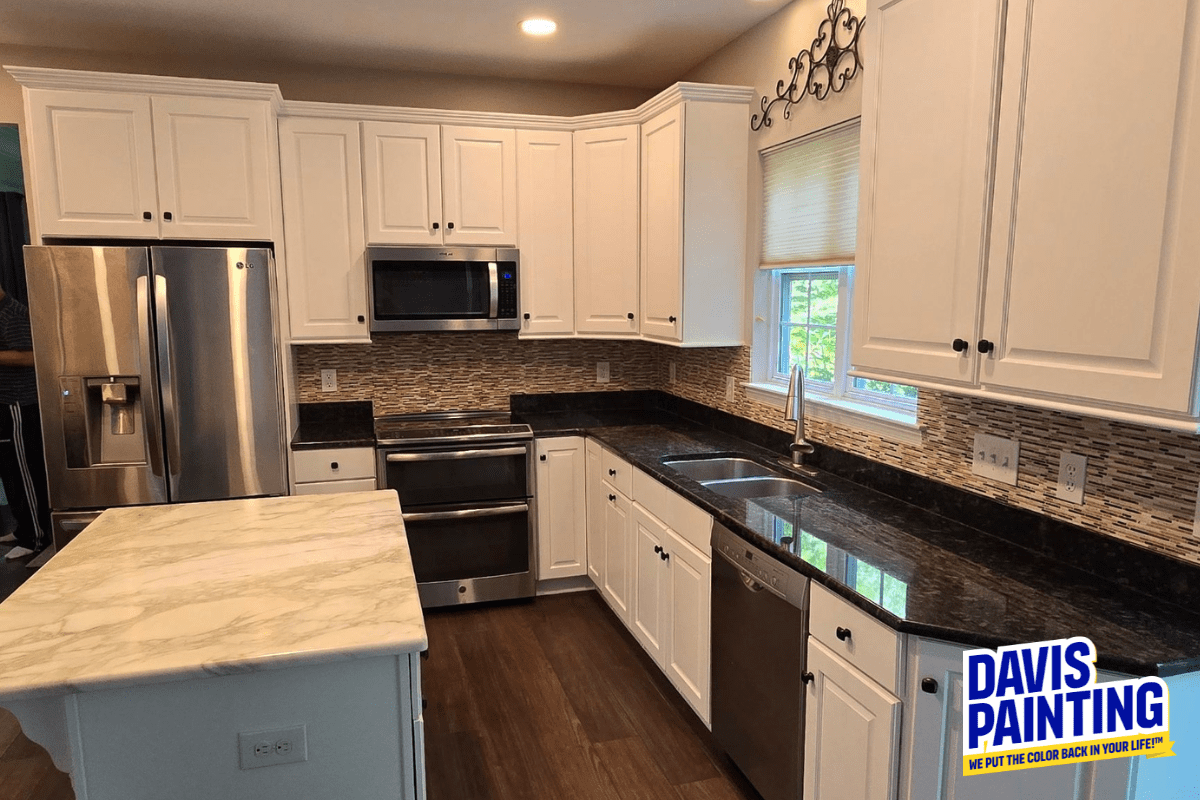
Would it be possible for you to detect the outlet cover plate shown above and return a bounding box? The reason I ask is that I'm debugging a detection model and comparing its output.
[1056,451,1087,504]
[238,724,307,770]
[320,369,337,393]
[972,433,1020,486]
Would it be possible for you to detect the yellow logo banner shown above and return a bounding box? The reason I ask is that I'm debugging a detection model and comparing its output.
[963,732,1175,776]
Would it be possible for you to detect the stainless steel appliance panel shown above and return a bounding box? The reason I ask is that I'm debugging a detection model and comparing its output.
[380,444,530,509]
[50,509,103,552]
[24,246,168,509]
[711,524,808,800]
[368,246,520,332]
[150,247,285,502]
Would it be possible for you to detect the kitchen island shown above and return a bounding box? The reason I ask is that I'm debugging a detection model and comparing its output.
[0,491,427,800]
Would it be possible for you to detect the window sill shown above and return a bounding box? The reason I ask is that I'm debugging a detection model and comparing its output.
[743,382,924,446]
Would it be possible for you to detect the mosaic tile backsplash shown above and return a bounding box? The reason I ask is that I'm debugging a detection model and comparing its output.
[296,337,1200,567]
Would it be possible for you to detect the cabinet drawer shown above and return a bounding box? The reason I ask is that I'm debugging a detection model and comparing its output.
[809,582,903,694]
[293,478,377,495]
[632,468,712,553]
[294,447,376,483]
[600,447,633,497]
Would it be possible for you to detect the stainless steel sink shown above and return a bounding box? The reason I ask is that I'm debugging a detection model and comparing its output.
[661,457,775,482]
[700,476,822,499]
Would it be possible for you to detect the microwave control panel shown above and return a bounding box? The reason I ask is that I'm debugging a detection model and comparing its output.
[498,268,518,319]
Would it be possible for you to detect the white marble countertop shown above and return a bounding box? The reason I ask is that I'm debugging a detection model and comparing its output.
[0,491,427,701]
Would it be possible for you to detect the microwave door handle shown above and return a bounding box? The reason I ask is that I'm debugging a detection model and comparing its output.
[488,261,499,319]
[386,447,528,462]
[403,503,529,523]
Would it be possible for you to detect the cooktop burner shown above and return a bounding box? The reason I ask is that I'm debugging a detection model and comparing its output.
[374,410,533,445]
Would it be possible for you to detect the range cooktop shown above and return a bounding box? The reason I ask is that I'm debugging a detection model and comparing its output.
[374,410,533,446]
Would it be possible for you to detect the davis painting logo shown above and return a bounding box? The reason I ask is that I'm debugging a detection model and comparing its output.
[963,637,1174,776]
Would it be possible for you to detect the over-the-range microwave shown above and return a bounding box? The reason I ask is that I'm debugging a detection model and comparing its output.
[367,246,520,332]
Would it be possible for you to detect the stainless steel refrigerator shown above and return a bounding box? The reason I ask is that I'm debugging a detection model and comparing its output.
[24,246,287,549]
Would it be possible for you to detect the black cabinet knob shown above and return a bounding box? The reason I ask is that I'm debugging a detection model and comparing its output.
[143,211,153,220]
[609,469,616,476]
[660,550,669,561]
[163,211,173,221]
[669,315,677,323]
[627,312,635,320]
[432,222,440,230]
[447,222,455,230]
[523,313,530,320]
[331,462,339,470]
[836,626,852,641]
[921,677,939,694]
[802,671,815,685]
[978,339,995,354]
[653,545,663,554]
[952,338,969,353]
[539,454,547,461]
[608,493,616,501]
[357,315,365,323]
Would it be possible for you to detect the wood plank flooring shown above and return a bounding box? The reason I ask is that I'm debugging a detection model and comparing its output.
[0,590,761,800]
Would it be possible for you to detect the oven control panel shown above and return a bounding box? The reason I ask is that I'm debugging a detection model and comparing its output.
[713,524,807,605]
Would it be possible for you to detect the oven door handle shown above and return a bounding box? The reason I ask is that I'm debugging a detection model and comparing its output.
[386,447,528,462]
[403,503,529,523]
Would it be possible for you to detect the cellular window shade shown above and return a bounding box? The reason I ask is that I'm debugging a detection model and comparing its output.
[760,120,860,269]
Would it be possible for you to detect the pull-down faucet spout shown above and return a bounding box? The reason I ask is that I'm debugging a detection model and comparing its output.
[783,364,816,474]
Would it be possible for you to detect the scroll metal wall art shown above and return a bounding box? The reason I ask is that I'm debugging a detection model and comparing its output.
[751,0,865,131]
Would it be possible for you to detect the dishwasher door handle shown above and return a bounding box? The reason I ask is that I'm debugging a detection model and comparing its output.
[402,503,529,522]
[387,446,528,462]
[715,546,774,596]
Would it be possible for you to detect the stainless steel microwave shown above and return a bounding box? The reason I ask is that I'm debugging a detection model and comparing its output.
[367,247,520,332]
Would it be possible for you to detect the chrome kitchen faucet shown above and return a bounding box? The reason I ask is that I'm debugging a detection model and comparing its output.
[783,364,817,475]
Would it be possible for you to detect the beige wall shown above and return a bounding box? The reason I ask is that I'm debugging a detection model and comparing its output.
[0,43,654,125]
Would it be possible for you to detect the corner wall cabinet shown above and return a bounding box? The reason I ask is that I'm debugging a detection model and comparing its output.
[852,0,1200,427]
[23,88,277,241]
[535,437,588,581]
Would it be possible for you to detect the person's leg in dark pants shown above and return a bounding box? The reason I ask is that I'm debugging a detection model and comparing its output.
[1,402,49,552]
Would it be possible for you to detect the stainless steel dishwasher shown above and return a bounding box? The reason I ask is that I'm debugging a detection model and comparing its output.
[711,523,809,800]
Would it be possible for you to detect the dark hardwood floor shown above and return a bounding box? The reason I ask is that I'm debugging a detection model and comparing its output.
[0,590,761,800]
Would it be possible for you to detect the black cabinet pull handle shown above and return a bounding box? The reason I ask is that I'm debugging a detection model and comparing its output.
[331,462,339,470]
[357,315,365,323]
[163,211,173,221]
[660,550,669,561]
[952,338,969,353]
[627,312,635,320]
[143,211,152,220]
[669,315,677,323]
[523,313,530,320]
[432,222,440,230]
[653,545,663,554]
[978,339,995,354]
[608,493,616,501]
[447,222,454,230]
[539,454,547,461]
[921,677,939,694]
[836,626,852,641]
[609,469,616,476]
[802,671,815,685]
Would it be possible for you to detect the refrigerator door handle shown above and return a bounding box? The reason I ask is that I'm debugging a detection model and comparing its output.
[136,275,166,480]
[154,274,183,489]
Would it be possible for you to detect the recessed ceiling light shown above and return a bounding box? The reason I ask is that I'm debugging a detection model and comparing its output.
[520,18,557,36]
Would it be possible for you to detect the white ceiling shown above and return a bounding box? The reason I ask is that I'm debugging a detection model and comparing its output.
[0,0,792,89]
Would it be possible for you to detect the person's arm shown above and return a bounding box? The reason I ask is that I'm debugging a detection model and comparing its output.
[0,350,34,367]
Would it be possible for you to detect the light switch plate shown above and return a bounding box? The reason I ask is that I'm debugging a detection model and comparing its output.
[669,361,677,384]
[1056,451,1087,504]
[972,433,1019,486]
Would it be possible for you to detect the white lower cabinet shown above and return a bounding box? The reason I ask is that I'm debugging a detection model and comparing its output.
[631,504,669,664]
[534,437,587,581]
[601,480,634,623]
[584,440,605,587]
[292,447,377,495]
[662,525,711,722]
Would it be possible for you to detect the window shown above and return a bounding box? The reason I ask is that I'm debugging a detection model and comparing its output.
[756,120,916,417]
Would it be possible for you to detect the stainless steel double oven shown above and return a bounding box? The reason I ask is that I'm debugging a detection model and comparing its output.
[375,412,535,608]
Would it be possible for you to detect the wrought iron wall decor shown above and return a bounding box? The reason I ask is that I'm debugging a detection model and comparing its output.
[751,0,865,131]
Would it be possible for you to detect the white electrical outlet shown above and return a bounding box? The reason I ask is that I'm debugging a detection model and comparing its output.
[320,369,337,393]
[972,433,1020,486]
[669,361,677,384]
[238,725,307,770]
[1056,452,1087,504]
[596,362,610,384]
[726,376,736,402]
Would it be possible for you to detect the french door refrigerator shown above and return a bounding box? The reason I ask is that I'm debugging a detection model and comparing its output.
[24,246,287,548]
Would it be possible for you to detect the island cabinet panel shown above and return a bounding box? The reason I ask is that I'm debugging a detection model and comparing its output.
[65,655,425,800]
[535,436,588,581]
[899,637,1135,800]
[517,129,575,337]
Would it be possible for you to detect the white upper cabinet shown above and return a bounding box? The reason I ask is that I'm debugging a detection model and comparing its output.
[981,0,1200,414]
[24,89,275,240]
[852,0,1004,385]
[362,122,516,247]
[574,125,641,336]
[279,117,369,343]
[640,101,748,347]
[854,0,1200,423]
[517,129,575,337]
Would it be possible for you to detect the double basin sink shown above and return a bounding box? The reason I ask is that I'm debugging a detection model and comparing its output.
[662,456,822,500]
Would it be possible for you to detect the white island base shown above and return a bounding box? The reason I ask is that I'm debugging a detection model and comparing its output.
[0,492,428,800]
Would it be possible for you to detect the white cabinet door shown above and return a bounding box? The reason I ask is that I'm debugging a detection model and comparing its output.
[584,439,605,587]
[150,95,275,240]
[517,129,575,336]
[630,504,668,665]
[441,125,517,246]
[362,121,442,246]
[535,437,587,581]
[981,0,1200,413]
[851,0,1005,384]
[601,487,633,624]
[574,125,640,336]
[25,89,160,238]
[640,104,684,342]
[664,527,710,725]
[279,118,369,342]
[805,637,902,800]
[901,637,1135,800]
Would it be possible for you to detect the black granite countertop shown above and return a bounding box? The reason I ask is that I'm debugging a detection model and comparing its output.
[513,404,1200,677]
[291,401,376,450]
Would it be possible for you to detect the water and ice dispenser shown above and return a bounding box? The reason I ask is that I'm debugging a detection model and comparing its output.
[59,376,148,468]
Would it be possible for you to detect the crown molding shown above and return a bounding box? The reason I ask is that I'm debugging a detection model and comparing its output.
[4,66,284,109]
